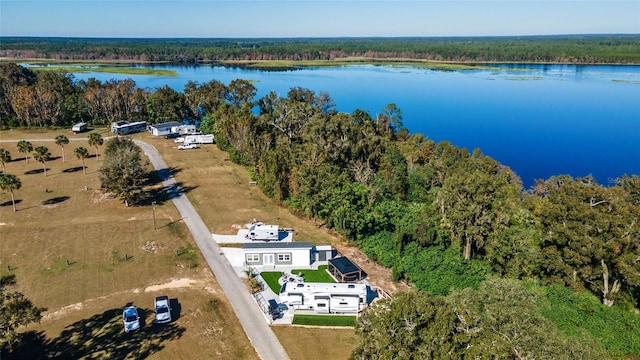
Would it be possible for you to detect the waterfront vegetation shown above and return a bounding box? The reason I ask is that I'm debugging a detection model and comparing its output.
[2,35,640,65]
[29,65,177,76]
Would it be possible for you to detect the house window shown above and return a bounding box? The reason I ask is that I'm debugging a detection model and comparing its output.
[246,254,260,263]
[278,253,291,261]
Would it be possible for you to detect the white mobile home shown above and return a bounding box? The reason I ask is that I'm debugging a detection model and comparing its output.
[243,242,312,268]
[171,124,197,135]
[149,121,182,136]
[183,134,214,144]
[279,282,368,314]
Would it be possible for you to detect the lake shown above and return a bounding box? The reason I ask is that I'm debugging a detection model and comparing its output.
[69,63,640,188]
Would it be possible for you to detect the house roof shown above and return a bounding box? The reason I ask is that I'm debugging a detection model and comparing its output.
[328,256,362,275]
[243,241,312,250]
[149,121,182,130]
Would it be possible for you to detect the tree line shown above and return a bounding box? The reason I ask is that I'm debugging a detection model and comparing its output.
[2,35,640,64]
[1,62,639,357]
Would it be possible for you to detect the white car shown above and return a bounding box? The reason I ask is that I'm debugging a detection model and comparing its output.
[154,296,172,324]
[123,306,140,333]
[178,143,198,150]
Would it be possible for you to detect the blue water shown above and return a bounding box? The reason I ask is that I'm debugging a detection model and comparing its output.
[68,64,640,188]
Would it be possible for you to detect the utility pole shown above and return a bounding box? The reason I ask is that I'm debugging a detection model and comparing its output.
[152,201,157,230]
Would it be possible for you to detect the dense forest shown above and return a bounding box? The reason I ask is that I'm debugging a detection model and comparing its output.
[1,62,639,357]
[2,35,640,64]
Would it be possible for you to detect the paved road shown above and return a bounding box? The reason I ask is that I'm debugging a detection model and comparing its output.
[136,140,290,360]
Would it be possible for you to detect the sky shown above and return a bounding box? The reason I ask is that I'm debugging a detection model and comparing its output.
[1,1,638,38]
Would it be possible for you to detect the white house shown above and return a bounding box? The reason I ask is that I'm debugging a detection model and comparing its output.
[243,242,313,269]
[148,121,182,136]
[279,282,368,314]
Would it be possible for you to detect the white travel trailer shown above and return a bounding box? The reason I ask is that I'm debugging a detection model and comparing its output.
[171,124,197,135]
[183,134,214,144]
[279,282,367,314]
[245,222,279,241]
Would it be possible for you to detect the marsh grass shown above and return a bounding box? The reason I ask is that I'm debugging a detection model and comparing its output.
[29,65,177,76]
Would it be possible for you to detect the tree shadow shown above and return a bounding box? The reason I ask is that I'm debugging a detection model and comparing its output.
[0,199,21,207]
[147,166,183,185]
[62,166,84,173]
[9,307,186,360]
[139,182,197,206]
[24,168,46,175]
[41,196,70,205]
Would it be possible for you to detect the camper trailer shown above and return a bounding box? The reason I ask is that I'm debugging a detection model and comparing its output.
[245,222,279,241]
[279,282,367,314]
[183,134,214,144]
[72,122,88,134]
[171,124,197,135]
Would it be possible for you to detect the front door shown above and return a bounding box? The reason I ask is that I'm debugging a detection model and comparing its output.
[263,254,274,266]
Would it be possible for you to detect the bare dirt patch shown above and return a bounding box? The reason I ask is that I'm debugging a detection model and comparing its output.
[144,278,198,292]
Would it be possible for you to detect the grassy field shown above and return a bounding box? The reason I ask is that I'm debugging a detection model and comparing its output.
[0,128,361,359]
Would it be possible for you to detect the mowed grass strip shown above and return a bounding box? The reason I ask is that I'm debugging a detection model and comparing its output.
[0,130,258,359]
[292,314,357,327]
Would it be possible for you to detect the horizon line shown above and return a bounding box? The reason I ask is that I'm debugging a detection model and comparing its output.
[2,33,640,40]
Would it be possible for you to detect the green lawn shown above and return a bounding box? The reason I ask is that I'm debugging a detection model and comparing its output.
[291,265,334,283]
[260,271,283,293]
[261,266,334,294]
[292,314,356,327]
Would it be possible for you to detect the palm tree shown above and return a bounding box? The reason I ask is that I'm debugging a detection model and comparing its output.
[55,134,70,162]
[0,148,10,173]
[0,173,21,212]
[74,146,89,175]
[88,132,104,160]
[16,140,33,163]
[33,146,51,177]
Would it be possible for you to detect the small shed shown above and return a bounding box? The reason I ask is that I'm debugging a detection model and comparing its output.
[149,121,182,136]
[312,245,336,262]
[328,257,367,282]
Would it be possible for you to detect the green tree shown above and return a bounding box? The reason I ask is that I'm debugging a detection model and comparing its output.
[0,148,10,173]
[16,140,32,163]
[226,79,256,109]
[534,175,640,306]
[54,134,69,162]
[0,274,46,353]
[74,146,89,175]
[145,85,189,123]
[0,173,21,212]
[352,291,455,360]
[87,132,103,160]
[376,103,403,137]
[99,137,148,206]
[32,145,51,177]
[436,152,521,260]
[352,279,604,360]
